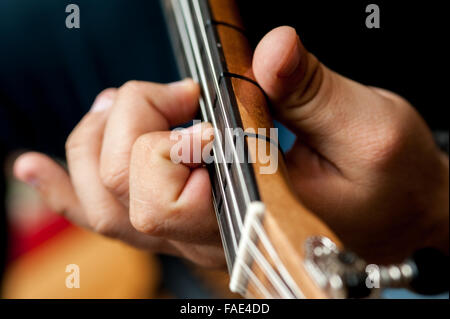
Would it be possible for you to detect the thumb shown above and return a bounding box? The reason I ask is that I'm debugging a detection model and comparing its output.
[13,152,86,226]
[253,26,394,167]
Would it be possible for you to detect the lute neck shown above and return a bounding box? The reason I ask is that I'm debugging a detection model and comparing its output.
[164,0,348,299]
[165,0,263,271]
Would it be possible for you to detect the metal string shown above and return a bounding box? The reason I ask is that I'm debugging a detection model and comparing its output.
[175,0,303,299]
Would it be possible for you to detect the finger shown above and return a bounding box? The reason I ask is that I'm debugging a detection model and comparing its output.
[170,240,226,268]
[66,91,186,253]
[253,26,407,173]
[11,88,118,228]
[129,122,219,244]
[13,152,88,227]
[99,79,200,204]
[64,90,119,233]
[66,89,143,240]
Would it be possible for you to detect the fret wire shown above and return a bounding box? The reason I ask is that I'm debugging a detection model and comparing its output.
[174,0,299,299]
[178,0,242,251]
[212,159,239,252]
[190,2,293,298]
[184,0,244,237]
[173,1,244,277]
[240,212,305,298]
[246,237,294,298]
[233,275,261,299]
[232,202,290,298]
[192,0,252,212]
[243,288,256,299]
[252,219,305,298]
[210,20,248,37]
[170,0,208,120]
[240,261,273,299]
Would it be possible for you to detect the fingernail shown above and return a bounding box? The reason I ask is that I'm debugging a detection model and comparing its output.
[277,36,302,78]
[90,94,115,113]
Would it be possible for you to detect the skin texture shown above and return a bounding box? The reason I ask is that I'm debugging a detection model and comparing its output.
[14,27,448,267]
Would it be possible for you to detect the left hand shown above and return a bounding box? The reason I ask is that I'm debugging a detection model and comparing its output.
[13,79,226,268]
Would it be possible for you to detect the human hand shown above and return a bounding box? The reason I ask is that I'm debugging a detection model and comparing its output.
[14,26,448,267]
[14,80,225,268]
[252,26,449,263]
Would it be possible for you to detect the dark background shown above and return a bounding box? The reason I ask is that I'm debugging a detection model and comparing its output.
[239,0,447,130]
[0,0,448,293]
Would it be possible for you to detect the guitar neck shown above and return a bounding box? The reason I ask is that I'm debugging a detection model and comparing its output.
[163,0,367,299]
[165,0,263,273]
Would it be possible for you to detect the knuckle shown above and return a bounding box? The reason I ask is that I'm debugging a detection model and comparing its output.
[65,132,83,160]
[130,200,178,237]
[202,259,226,269]
[370,127,404,164]
[65,114,101,161]
[181,246,226,269]
[195,255,225,269]
[132,132,165,159]
[131,135,151,164]
[365,102,417,168]
[97,87,117,99]
[285,65,334,123]
[302,57,328,105]
[132,133,153,154]
[118,81,160,110]
[99,163,129,197]
[130,209,164,237]
[90,217,119,238]
[120,80,142,94]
